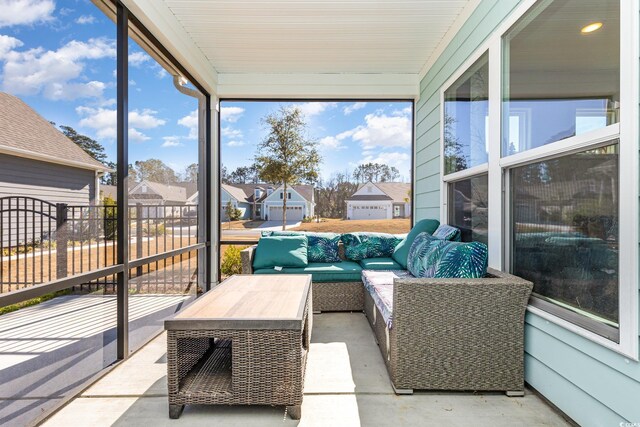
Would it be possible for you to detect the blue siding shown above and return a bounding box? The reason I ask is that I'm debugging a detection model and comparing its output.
[414,0,640,425]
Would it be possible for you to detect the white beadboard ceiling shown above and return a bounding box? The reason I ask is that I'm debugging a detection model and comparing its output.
[162,0,474,74]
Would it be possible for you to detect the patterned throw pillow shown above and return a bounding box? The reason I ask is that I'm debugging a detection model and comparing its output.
[407,232,488,279]
[432,224,462,241]
[406,232,439,276]
[341,232,403,261]
[262,230,341,263]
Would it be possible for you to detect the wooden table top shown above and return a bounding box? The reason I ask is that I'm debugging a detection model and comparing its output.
[165,274,311,331]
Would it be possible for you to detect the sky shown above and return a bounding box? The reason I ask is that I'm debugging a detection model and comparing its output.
[221,101,413,182]
[0,0,412,183]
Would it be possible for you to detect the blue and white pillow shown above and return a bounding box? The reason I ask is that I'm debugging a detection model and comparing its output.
[432,224,462,241]
[262,230,341,263]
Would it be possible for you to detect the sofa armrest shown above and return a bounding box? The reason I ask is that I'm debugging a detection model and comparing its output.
[240,245,257,274]
[388,268,533,391]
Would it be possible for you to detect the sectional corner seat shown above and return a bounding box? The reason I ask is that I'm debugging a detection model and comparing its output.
[240,223,533,394]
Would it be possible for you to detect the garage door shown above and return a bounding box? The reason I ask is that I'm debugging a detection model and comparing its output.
[268,206,304,221]
[351,205,387,220]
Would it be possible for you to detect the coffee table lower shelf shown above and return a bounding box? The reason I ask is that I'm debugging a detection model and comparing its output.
[167,328,308,420]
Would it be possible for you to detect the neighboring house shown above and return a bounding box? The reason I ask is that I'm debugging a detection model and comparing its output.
[129,180,188,218]
[262,184,315,221]
[220,183,315,221]
[0,92,109,206]
[346,182,411,220]
[220,183,253,220]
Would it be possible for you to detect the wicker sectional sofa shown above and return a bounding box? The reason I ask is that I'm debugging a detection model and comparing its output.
[240,229,533,394]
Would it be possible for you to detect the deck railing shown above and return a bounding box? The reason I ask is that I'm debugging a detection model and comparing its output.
[0,197,199,294]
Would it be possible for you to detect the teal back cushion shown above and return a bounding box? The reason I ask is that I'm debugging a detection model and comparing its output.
[341,232,403,261]
[432,224,462,241]
[262,230,341,263]
[407,232,488,279]
[392,219,440,269]
[253,235,308,269]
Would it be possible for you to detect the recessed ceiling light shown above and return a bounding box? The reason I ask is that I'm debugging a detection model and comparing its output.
[581,22,603,34]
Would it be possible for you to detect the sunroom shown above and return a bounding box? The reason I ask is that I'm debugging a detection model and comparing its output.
[0,0,638,426]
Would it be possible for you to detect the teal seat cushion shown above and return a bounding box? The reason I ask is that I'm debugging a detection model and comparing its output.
[407,232,487,278]
[252,235,308,269]
[432,224,462,241]
[254,261,363,282]
[359,257,403,271]
[392,218,440,269]
[341,232,403,261]
[262,230,341,263]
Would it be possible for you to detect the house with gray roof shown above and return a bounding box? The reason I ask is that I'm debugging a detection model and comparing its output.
[129,180,189,218]
[221,183,315,221]
[0,92,109,206]
[346,181,411,220]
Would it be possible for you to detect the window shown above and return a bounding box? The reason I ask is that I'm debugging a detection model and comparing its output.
[502,0,620,156]
[500,0,626,345]
[288,192,292,199]
[510,144,619,336]
[443,53,489,174]
[448,175,488,244]
[280,192,283,199]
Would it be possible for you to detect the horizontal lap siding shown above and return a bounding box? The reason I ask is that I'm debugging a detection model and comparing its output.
[0,154,95,205]
[416,0,640,425]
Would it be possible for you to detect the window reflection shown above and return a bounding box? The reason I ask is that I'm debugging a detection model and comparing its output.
[448,175,488,244]
[511,144,619,326]
[444,54,489,174]
[502,0,620,156]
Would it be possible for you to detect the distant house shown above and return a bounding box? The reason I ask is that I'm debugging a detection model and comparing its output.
[262,184,315,221]
[129,180,188,218]
[220,183,315,221]
[0,92,109,206]
[346,182,411,220]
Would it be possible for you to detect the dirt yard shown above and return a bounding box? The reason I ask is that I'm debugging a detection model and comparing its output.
[292,218,410,234]
[220,220,265,230]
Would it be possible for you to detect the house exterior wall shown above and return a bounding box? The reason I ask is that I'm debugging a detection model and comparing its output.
[0,154,96,205]
[415,1,640,425]
[262,187,312,220]
[220,188,251,220]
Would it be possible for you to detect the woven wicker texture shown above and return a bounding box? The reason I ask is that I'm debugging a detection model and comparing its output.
[241,246,364,312]
[167,292,311,408]
[366,268,532,392]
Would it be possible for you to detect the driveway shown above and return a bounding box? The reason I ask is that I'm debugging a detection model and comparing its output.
[258,220,302,231]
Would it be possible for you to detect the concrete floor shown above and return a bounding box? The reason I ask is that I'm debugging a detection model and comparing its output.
[42,313,570,427]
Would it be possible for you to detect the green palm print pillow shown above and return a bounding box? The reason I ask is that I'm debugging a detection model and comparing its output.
[408,232,488,279]
[341,232,403,261]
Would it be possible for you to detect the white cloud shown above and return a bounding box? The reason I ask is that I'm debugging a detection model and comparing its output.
[360,152,410,169]
[0,35,23,58]
[0,0,55,27]
[75,15,95,25]
[221,126,242,139]
[343,102,367,115]
[0,37,115,100]
[178,109,198,139]
[156,67,168,79]
[220,106,244,123]
[227,140,245,147]
[76,106,165,141]
[128,128,150,142]
[130,108,165,129]
[128,51,150,67]
[349,110,411,150]
[318,129,352,151]
[162,137,184,148]
[292,102,337,118]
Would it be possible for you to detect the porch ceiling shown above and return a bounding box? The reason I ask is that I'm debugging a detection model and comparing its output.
[162,0,475,75]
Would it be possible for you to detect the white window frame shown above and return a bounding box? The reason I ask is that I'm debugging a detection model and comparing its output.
[438,0,639,359]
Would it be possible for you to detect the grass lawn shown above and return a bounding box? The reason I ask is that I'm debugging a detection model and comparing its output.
[292,218,410,234]
[220,220,265,230]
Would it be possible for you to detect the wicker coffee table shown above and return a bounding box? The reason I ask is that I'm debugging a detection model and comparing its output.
[164,274,312,419]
